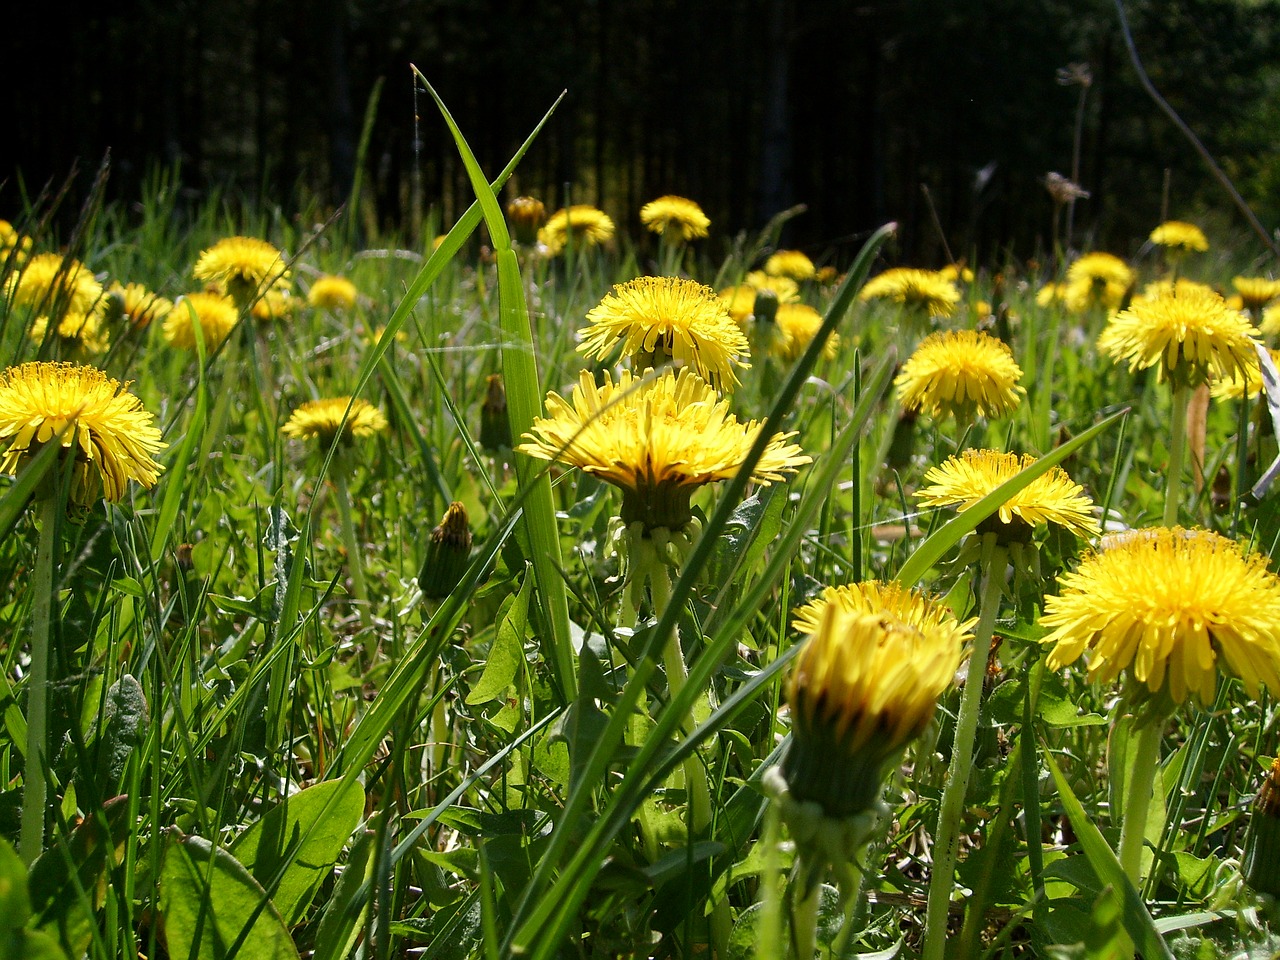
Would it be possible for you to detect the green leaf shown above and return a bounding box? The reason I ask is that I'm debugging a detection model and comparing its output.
[160,834,300,960]
[29,796,132,957]
[1041,741,1175,959]
[97,674,149,792]
[465,570,530,706]
[310,824,377,960]
[229,780,365,927]
[0,837,31,930]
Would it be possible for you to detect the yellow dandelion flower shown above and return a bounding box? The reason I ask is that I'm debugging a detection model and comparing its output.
[1150,220,1209,254]
[783,605,963,816]
[1036,282,1068,307]
[640,195,710,241]
[1097,284,1260,387]
[1211,348,1280,402]
[308,275,359,311]
[765,249,816,281]
[1042,527,1280,706]
[859,267,960,318]
[938,263,975,285]
[1131,277,1217,306]
[5,252,103,316]
[109,282,172,329]
[282,397,388,446]
[537,205,615,256]
[29,310,110,355]
[1263,304,1280,337]
[517,368,810,531]
[251,284,296,322]
[0,361,165,508]
[1064,252,1133,313]
[193,236,289,302]
[0,220,31,264]
[163,293,240,350]
[894,329,1025,421]
[917,449,1099,541]
[1233,277,1280,315]
[771,302,838,362]
[578,276,750,390]
[506,196,547,246]
[792,580,976,646]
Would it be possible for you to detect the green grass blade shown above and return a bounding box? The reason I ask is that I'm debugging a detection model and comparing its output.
[895,408,1129,589]
[1042,741,1175,959]
[413,68,575,700]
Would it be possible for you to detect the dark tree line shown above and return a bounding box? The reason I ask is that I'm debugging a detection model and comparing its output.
[6,0,1280,264]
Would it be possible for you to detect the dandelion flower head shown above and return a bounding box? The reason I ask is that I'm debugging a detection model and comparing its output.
[282,397,388,446]
[770,302,839,362]
[1043,527,1280,707]
[308,275,359,311]
[110,282,173,329]
[1211,348,1280,402]
[251,284,296,323]
[1065,252,1133,313]
[917,449,1100,541]
[0,361,165,508]
[1150,220,1209,254]
[193,236,289,300]
[0,220,31,264]
[792,580,976,648]
[578,276,750,390]
[5,252,103,316]
[163,293,240,350]
[765,249,816,281]
[30,310,110,355]
[1233,277,1280,315]
[894,329,1025,421]
[538,205,615,256]
[860,267,960,318]
[517,368,809,531]
[1097,284,1260,387]
[640,196,710,241]
[783,605,963,815]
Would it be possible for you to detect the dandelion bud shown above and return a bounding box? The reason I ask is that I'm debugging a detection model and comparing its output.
[1244,757,1280,897]
[480,374,512,451]
[751,289,779,325]
[506,196,547,247]
[419,502,473,601]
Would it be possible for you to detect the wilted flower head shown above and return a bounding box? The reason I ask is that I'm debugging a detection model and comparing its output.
[506,196,547,246]
[1064,252,1133,313]
[917,449,1099,543]
[765,250,816,281]
[895,329,1025,421]
[578,276,750,390]
[1044,172,1090,206]
[5,252,103,316]
[163,293,240,350]
[640,196,710,241]
[517,368,809,532]
[1043,527,1280,708]
[308,275,359,312]
[1150,220,1209,255]
[1097,284,1260,387]
[282,397,388,447]
[538,205,615,256]
[782,605,963,817]
[859,267,960,318]
[0,361,166,509]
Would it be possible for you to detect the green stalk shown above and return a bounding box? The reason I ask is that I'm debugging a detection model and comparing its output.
[20,494,58,865]
[1164,382,1190,528]
[1117,720,1163,885]
[922,534,1005,960]
[790,874,822,960]
[331,448,370,622]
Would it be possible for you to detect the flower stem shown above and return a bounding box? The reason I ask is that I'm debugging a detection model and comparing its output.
[1117,719,1163,886]
[331,449,370,625]
[922,535,1005,960]
[20,494,58,865]
[790,869,822,960]
[1165,382,1190,528]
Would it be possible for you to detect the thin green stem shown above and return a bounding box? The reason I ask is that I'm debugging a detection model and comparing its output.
[790,867,822,960]
[20,494,59,865]
[922,535,1005,960]
[1117,720,1163,886]
[1165,382,1190,528]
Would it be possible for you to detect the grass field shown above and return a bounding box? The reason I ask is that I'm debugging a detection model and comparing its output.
[2,92,1280,960]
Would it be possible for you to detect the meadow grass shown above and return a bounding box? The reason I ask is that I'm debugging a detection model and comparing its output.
[1,98,1280,960]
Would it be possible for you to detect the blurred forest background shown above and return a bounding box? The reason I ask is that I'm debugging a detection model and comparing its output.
[5,0,1280,265]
